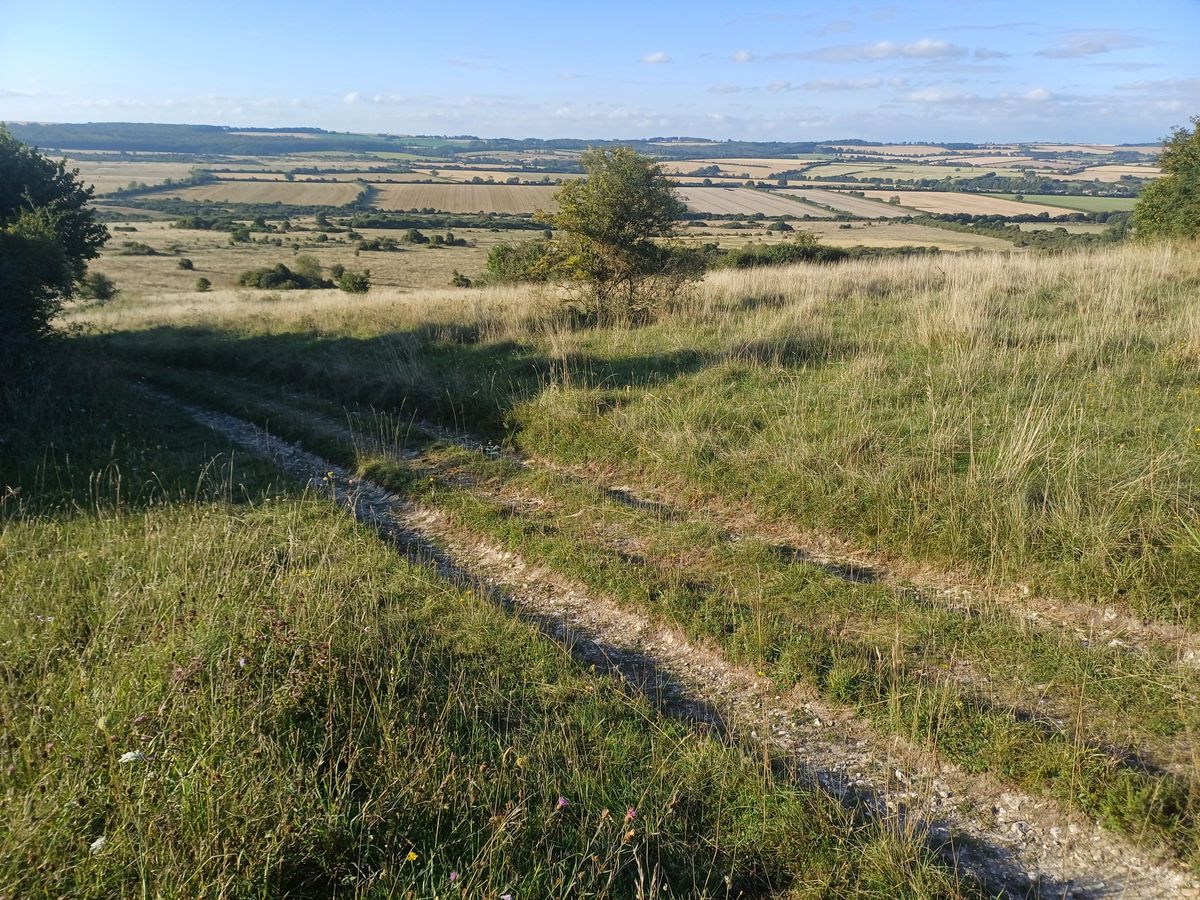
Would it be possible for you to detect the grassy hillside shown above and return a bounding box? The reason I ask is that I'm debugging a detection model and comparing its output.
[1,363,969,896]
[87,244,1200,623]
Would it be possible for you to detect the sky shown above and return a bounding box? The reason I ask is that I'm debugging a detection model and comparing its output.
[1,0,1197,143]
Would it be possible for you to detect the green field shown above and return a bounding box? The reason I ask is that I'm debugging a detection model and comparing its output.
[996,193,1139,212]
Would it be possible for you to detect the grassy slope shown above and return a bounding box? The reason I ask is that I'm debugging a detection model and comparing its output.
[1,359,968,897]
[90,245,1200,623]
[127,364,1200,869]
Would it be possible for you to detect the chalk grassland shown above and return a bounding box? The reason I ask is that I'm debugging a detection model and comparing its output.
[213,171,438,183]
[86,221,508,293]
[1000,194,1141,213]
[66,160,198,195]
[370,183,560,214]
[674,187,832,217]
[846,190,1068,217]
[77,245,1200,880]
[681,221,1013,251]
[0,382,962,899]
[780,189,912,219]
[164,181,363,205]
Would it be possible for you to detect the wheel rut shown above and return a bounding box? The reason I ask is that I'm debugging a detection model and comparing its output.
[164,390,1200,899]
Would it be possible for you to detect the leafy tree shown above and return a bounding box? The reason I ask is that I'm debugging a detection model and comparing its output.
[0,127,108,354]
[542,146,689,321]
[1133,117,1200,240]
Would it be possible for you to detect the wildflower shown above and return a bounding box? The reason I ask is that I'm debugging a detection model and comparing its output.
[118,751,146,764]
[624,807,637,822]
[624,828,636,841]
[450,871,459,883]
[89,835,107,854]
[502,894,514,900]
[238,657,247,668]
[406,850,419,862]
[555,796,568,810]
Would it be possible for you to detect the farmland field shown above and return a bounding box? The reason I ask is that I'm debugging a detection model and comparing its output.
[998,193,1141,212]
[164,180,363,205]
[675,187,832,216]
[1059,164,1162,181]
[370,183,559,213]
[67,159,199,194]
[848,190,1068,216]
[782,189,913,218]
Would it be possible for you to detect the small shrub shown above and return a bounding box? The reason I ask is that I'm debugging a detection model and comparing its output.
[78,271,118,302]
[177,258,194,270]
[337,269,370,294]
[195,277,211,292]
[450,270,472,288]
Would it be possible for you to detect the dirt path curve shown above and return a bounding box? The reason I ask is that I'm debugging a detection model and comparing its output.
[172,395,1199,899]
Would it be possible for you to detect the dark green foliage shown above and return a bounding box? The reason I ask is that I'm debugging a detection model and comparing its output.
[450,270,472,288]
[716,235,848,269]
[0,127,108,354]
[485,239,552,283]
[237,263,331,290]
[177,257,194,270]
[404,228,430,244]
[78,271,118,301]
[117,240,159,256]
[336,269,371,293]
[1133,117,1200,240]
[195,277,212,292]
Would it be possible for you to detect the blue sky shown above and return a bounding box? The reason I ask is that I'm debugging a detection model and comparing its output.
[1,0,1196,142]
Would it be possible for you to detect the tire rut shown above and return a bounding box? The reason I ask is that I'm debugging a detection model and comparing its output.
[166,391,1200,899]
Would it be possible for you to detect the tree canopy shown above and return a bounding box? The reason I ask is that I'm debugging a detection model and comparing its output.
[1132,116,1200,241]
[543,146,692,321]
[0,128,108,354]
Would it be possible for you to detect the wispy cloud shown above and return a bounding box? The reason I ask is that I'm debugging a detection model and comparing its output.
[730,49,755,64]
[1036,29,1149,59]
[640,51,670,65]
[789,38,969,63]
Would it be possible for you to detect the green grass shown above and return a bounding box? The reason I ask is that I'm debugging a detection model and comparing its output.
[994,194,1139,212]
[89,246,1200,623]
[1,359,973,897]
[126,364,1200,869]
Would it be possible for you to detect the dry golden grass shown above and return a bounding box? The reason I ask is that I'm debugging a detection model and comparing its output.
[84,222,511,295]
[1059,164,1164,182]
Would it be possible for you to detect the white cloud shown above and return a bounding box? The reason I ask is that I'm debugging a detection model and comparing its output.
[795,38,969,63]
[731,49,754,64]
[640,51,670,65]
[1023,87,1053,102]
[707,84,744,94]
[343,91,361,104]
[1036,29,1149,59]
[905,87,980,104]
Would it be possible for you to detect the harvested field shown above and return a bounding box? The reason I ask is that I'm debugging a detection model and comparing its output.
[783,189,913,218]
[660,158,813,178]
[675,187,833,217]
[1060,165,1163,181]
[66,160,199,195]
[849,191,1068,217]
[163,181,362,205]
[369,183,559,214]
[682,220,1012,251]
